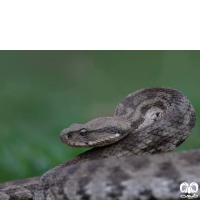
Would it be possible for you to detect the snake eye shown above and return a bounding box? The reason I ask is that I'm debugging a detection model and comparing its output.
[80,129,87,136]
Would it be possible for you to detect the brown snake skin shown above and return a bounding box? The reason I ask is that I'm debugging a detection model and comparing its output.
[0,87,196,200]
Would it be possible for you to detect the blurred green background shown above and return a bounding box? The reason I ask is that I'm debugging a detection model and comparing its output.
[0,51,199,183]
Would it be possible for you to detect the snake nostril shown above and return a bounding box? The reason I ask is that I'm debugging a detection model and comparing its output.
[67,133,72,139]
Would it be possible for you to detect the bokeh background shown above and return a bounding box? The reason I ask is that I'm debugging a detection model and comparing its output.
[0,51,199,183]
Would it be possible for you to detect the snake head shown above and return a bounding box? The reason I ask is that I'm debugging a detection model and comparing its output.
[60,117,131,147]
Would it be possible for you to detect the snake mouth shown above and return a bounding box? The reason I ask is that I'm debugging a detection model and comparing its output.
[60,131,129,148]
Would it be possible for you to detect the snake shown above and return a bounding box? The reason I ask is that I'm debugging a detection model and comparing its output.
[0,87,196,200]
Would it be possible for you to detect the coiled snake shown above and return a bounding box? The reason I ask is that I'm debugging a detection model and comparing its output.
[0,87,196,200]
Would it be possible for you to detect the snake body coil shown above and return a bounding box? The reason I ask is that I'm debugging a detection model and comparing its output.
[0,87,196,200]
[34,87,196,200]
